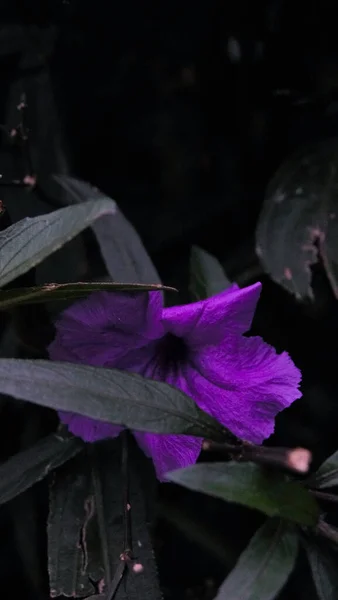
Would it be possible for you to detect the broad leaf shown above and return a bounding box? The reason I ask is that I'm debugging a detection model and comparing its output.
[167,462,319,525]
[303,538,338,600]
[256,139,338,299]
[0,359,225,439]
[310,450,338,489]
[54,176,161,284]
[48,439,162,599]
[0,429,83,505]
[215,519,298,600]
[0,281,174,310]
[189,246,232,301]
[0,199,116,288]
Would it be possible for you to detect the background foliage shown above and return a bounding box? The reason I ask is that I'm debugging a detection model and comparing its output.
[2,1,338,599]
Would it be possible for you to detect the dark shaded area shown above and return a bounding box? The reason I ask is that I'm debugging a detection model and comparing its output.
[2,1,338,599]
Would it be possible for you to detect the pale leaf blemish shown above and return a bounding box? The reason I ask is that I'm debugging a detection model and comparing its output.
[133,563,144,574]
[274,191,285,204]
[308,226,325,243]
[23,174,37,188]
[284,267,292,280]
[79,495,96,574]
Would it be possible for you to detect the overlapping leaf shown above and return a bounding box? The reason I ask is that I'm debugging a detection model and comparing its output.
[0,281,174,310]
[256,139,338,299]
[189,246,232,301]
[303,538,338,600]
[167,462,319,525]
[0,199,116,288]
[215,519,298,600]
[48,440,162,600]
[0,429,83,505]
[309,450,338,489]
[54,176,161,285]
[0,359,225,439]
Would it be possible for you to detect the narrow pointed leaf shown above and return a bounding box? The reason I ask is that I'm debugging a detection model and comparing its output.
[310,450,338,489]
[190,246,232,301]
[0,199,116,288]
[167,462,319,525]
[215,519,298,600]
[0,430,83,505]
[0,281,174,310]
[54,176,161,284]
[0,359,225,439]
[303,538,338,600]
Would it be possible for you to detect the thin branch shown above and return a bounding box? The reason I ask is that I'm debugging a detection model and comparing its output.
[203,440,312,474]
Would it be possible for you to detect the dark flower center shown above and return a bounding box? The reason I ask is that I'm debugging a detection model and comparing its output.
[157,333,189,372]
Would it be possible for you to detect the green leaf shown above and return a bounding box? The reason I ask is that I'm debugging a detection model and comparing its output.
[310,450,338,489]
[54,176,161,284]
[48,439,163,599]
[0,281,175,310]
[167,462,319,525]
[189,245,232,301]
[0,199,116,288]
[215,519,298,600]
[303,538,338,600]
[0,359,225,439]
[0,429,83,505]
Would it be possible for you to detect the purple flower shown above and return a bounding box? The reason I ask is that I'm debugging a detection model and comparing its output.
[48,282,301,480]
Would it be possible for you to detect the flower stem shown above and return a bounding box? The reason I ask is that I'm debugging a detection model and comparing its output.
[203,441,312,474]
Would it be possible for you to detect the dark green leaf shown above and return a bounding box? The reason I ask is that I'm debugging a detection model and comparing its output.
[190,246,232,301]
[54,176,161,284]
[167,462,319,525]
[303,538,338,600]
[0,359,225,439]
[256,139,338,299]
[310,450,338,489]
[48,451,100,598]
[48,439,162,600]
[0,199,116,288]
[0,281,175,310]
[215,519,298,600]
[0,429,83,505]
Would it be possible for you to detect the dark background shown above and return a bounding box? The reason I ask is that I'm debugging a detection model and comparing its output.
[1,1,338,598]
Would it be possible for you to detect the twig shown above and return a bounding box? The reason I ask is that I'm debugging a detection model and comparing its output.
[203,440,312,474]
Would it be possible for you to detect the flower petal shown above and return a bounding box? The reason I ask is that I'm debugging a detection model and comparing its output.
[188,335,302,443]
[162,282,262,346]
[59,411,123,442]
[133,431,202,481]
[48,291,164,368]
